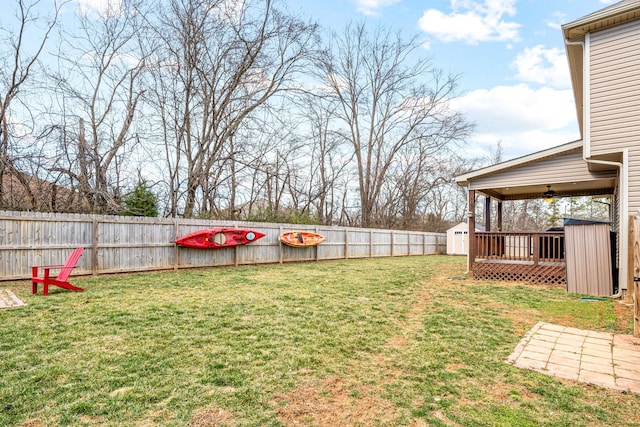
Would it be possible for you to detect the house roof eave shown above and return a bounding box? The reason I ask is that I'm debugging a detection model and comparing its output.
[562,0,640,42]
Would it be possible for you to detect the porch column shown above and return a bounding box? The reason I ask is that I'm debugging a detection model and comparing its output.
[485,196,491,232]
[468,190,475,273]
[497,201,503,231]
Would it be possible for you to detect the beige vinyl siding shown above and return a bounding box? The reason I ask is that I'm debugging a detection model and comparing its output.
[589,20,640,216]
[590,21,640,152]
[469,149,615,190]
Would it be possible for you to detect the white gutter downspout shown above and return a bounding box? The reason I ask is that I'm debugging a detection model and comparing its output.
[566,34,628,298]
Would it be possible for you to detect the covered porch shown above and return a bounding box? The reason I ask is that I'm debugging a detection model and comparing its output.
[456,141,619,290]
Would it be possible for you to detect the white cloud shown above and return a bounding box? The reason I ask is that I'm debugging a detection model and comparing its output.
[418,0,520,45]
[451,84,579,158]
[545,10,567,30]
[75,0,122,16]
[211,0,246,25]
[512,45,570,88]
[353,0,402,16]
[454,84,575,131]
[546,11,566,30]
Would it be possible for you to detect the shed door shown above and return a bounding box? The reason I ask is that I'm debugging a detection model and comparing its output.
[565,224,613,296]
[454,231,467,255]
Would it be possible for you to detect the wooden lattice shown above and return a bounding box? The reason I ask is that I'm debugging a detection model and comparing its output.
[472,262,566,287]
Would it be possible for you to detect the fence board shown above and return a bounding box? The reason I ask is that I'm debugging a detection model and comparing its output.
[0,211,446,280]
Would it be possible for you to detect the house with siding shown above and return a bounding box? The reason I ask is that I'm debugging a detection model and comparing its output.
[455,0,640,297]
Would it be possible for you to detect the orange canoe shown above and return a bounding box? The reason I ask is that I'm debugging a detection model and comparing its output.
[280,231,324,247]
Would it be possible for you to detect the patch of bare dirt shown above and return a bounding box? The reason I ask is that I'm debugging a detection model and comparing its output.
[445,363,468,372]
[502,307,541,334]
[550,313,581,326]
[363,354,405,384]
[409,418,430,427]
[614,300,634,333]
[189,407,234,427]
[452,380,541,420]
[273,376,402,426]
[484,384,537,404]
[378,281,433,355]
[385,335,408,349]
[426,411,461,427]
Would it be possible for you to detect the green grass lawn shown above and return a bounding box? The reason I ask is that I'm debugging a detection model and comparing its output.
[1,256,639,426]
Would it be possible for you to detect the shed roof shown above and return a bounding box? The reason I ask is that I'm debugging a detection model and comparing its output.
[447,222,483,232]
[446,222,468,232]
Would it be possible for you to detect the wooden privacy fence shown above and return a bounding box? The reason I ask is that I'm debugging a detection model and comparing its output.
[0,211,446,281]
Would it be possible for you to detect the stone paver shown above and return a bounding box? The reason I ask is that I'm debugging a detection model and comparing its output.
[508,321,640,394]
[0,289,26,309]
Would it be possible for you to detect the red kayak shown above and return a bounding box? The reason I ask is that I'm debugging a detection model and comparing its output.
[175,228,265,249]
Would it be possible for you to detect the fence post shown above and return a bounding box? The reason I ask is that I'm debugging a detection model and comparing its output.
[279,225,284,264]
[92,219,98,276]
[369,230,373,258]
[315,226,320,262]
[391,231,394,257]
[174,219,179,271]
[234,222,239,267]
[344,228,349,259]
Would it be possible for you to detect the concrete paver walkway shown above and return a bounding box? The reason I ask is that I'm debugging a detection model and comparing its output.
[508,322,640,394]
[0,289,26,309]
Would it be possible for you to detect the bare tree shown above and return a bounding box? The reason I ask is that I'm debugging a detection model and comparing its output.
[146,0,318,218]
[380,140,464,229]
[0,0,64,210]
[318,23,473,227]
[297,93,352,224]
[48,0,148,214]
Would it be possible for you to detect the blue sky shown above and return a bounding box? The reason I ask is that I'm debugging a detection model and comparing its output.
[286,0,617,161]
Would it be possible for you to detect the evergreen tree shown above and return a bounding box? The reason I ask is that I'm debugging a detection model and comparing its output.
[546,199,562,228]
[122,181,158,217]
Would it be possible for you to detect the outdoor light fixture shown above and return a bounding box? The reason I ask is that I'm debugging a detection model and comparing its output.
[543,185,557,203]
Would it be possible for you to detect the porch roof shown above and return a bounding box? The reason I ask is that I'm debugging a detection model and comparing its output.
[455,140,618,201]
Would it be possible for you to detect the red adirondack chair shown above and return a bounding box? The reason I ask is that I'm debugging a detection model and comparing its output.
[31,247,85,296]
